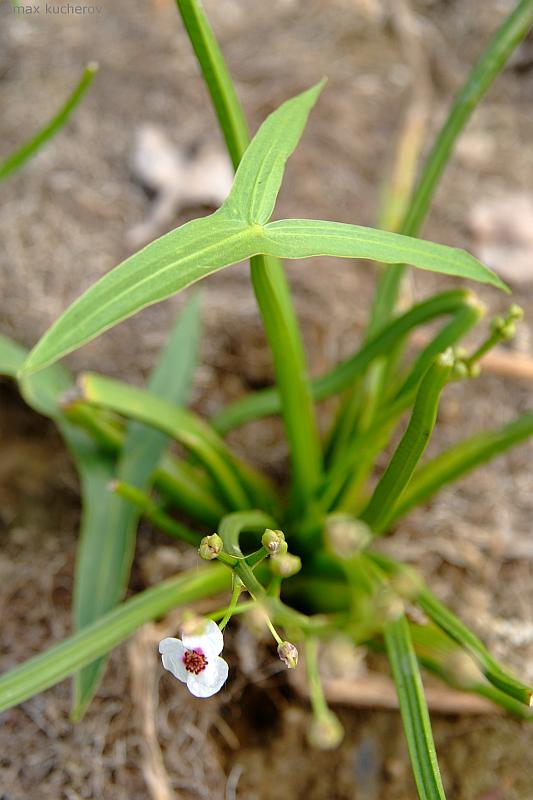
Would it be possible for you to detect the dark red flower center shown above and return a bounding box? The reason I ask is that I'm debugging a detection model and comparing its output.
[183,648,208,675]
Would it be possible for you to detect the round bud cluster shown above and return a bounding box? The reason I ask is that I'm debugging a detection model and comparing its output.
[198,533,223,561]
[261,528,288,555]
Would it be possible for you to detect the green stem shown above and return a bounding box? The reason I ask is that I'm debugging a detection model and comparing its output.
[361,352,454,534]
[218,580,243,630]
[175,0,322,513]
[305,638,329,719]
[213,289,471,434]
[388,412,533,524]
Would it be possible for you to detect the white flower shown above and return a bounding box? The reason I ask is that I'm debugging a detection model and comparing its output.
[159,619,229,698]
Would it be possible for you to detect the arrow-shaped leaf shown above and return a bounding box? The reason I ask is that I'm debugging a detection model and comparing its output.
[21,84,506,376]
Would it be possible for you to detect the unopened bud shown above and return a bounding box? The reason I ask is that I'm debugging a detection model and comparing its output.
[277,640,298,669]
[508,304,523,322]
[199,533,223,561]
[270,552,302,578]
[452,360,469,380]
[325,513,371,558]
[262,528,286,555]
[307,711,344,750]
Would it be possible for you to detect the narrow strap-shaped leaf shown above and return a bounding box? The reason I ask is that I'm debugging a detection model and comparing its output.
[222,82,325,224]
[262,219,507,291]
[78,372,280,513]
[60,396,226,525]
[78,372,251,509]
[384,614,446,800]
[72,295,202,718]
[417,587,533,706]
[367,552,533,707]
[212,290,471,433]
[410,621,533,720]
[361,352,453,534]
[0,564,230,714]
[0,63,98,181]
[371,0,533,326]
[389,412,533,523]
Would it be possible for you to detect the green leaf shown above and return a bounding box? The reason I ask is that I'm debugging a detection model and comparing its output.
[370,0,533,327]
[0,64,98,182]
[21,80,507,379]
[0,335,27,378]
[384,614,447,800]
[72,295,202,718]
[222,82,325,224]
[389,412,533,523]
[368,552,533,707]
[417,586,533,706]
[0,564,230,714]
[78,372,253,510]
[262,219,508,291]
[22,215,256,374]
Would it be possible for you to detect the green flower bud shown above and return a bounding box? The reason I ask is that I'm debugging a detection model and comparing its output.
[270,552,302,578]
[261,528,286,555]
[307,711,344,750]
[198,533,223,561]
[508,304,523,322]
[277,640,298,669]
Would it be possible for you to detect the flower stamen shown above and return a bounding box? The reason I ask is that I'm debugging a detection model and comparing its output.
[183,648,208,675]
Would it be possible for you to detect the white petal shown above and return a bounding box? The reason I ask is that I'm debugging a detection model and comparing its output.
[158,637,187,683]
[182,619,224,657]
[186,656,229,698]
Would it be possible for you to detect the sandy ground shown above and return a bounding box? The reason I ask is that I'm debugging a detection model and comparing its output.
[1,0,533,797]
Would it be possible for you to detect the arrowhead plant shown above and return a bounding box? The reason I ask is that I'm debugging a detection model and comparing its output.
[1,1,533,799]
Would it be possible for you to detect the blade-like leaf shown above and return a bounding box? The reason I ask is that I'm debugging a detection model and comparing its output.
[22,212,505,379]
[222,81,325,224]
[22,215,255,374]
[77,372,253,510]
[0,563,230,714]
[21,81,507,377]
[368,552,533,707]
[384,614,447,800]
[0,63,98,182]
[262,219,508,291]
[72,295,202,718]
